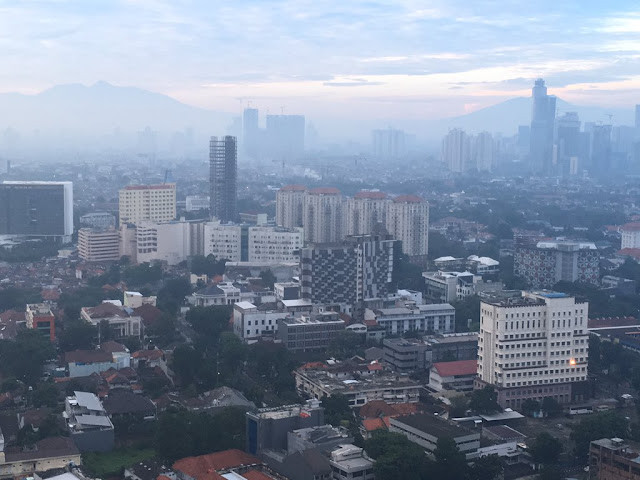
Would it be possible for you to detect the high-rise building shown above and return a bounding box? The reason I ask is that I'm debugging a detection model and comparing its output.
[473,131,496,172]
[243,107,260,158]
[276,185,307,229]
[25,303,56,342]
[345,191,389,236]
[386,195,429,258]
[476,290,589,408]
[372,128,406,159]
[303,187,344,244]
[529,79,556,174]
[556,112,581,175]
[209,136,238,223]
[78,228,121,262]
[266,114,305,160]
[590,124,612,176]
[300,234,396,316]
[442,128,471,173]
[620,222,640,250]
[118,184,176,226]
[0,181,73,242]
[636,105,640,130]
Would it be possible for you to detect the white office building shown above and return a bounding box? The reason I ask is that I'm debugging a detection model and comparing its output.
[203,221,243,261]
[276,185,306,229]
[621,223,640,249]
[118,183,176,226]
[386,195,429,258]
[476,291,589,409]
[248,226,303,263]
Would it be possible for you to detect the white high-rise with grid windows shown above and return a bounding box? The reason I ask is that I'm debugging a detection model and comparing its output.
[476,291,589,409]
[118,184,176,226]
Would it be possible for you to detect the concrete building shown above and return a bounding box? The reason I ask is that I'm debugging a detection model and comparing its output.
[423,270,500,303]
[442,128,472,173]
[601,275,637,296]
[118,183,176,226]
[426,332,478,362]
[0,181,73,242]
[428,360,477,392]
[303,187,344,244]
[589,437,640,480]
[621,223,640,250]
[135,220,203,266]
[382,338,430,372]
[274,282,300,301]
[64,391,114,452]
[277,312,346,352]
[246,400,325,455]
[474,131,496,172]
[287,425,352,454]
[78,228,120,262]
[514,241,600,289]
[366,303,455,335]
[80,302,143,338]
[249,226,303,263]
[389,414,480,459]
[386,195,429,258]
[80,212,116,229]
[233,301,286,341]
[25,303,55,341]
[329,444,375,480]
[203,221,243,261]
[209,135,237,223]
[0,437,81,479]
[276,185,306,229]
[345,191,389,236]
[119,224,138,263]
[185,195,210,212]
[372,128,406,159]
[476,291,590,408]
[529,78,556,174]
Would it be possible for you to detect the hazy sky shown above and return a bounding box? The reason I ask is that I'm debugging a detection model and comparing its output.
[2,0,639,121]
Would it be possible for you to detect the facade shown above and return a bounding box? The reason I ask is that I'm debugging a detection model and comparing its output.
[209,135,237,222]
[589,438,640,480]
[427,332,478,363]
[0,181,73,242]
[621,223,640,250]
[442,128,471,173]
[368,303,455,335]
[474,131,496,172]
[529,78,557,174]
[386,195,429,258]
[249,226,303,263]
[0,437,81,479]
[203,221,243,261]
[118,184,176,226]
[277,312,346,352]
[64,391,114,452]
[389,414,480,459]
[80,212,116,229]
[303,188,344,244]
[301,235,396,316]
[80,302,143,338]
[233,301,286,341]
[428,360,477,392]
[423,270,501,303]
[287,425,352,454]
[514,241,600,289]
[185,195,210,212]
[25,303,55,341]
[345,191,389,236]
[78,228,120,262]
[329,444,375,480]
[135,220,202,265]
[383,338,430,372]
[245,401,325,455]
[276,185,306,229]
[476,291,590,408]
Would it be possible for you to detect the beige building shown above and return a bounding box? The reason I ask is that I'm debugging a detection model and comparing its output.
[78,228,120,262]
[386,195,429,258]
[0,437,81,478]
[621,223,640,250]
[248,226,303,263]
[303,187,344,244]
[204,221,243,261]
[119,224,138,263]
[118,183,176,226]
[476,291,589,408]
[276,185,306,229]
[345,191,389,236]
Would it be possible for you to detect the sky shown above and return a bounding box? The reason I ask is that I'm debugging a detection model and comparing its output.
[1,0,640,122]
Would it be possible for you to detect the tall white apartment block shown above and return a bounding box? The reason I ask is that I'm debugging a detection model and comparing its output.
[303,187,344,244]
[442,128,471,173]
[118,184,176,226]
[476,291,589,409]
[78,228,120,262]
[203,221,243,262]
[386,195,429,258]
[345,191,389,236]
[276,185,306,229]
[248,226,303,263]
[620,223,640,249]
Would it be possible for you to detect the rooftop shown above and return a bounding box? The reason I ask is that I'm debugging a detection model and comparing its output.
[354,191,387,200]
[432,360,478,377]
[393,194,424,204]
[173,449,261,478]
[279,184,307,192]
[308,187,341,195]
[392,413,474,439]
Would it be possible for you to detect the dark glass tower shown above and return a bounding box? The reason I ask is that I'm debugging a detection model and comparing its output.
[529,79,556,174]
[209,136,237,223]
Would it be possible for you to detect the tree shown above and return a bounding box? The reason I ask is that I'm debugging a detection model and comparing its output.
[157,278,191,314]
[541,397,562,417]
[364,431,432,480]
[31,382,59,408]
[433,437,467,479]
[468,455,503,480]
[449,396,470,418]
[521,399,540,417]
[0,330,56,383]
[469,386,500,414]
[259,270,277,290]
[530,432,562,466]
[190,255,226,277]
[323,393,352,426]
[327,331,365,360]
[570,411,629,460]
[58,320,97,351]
[186,306,231,339]
[171,345,202,386]
[147,312,178,346]
[122,262,163,286]
[451,296,481,332]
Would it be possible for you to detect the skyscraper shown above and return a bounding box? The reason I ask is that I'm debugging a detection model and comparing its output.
[442,128,471,173]
[303,187,343,244]
[242,108,259,158]
[556,112,581,175]
[529,79,556,174]
[209,136,237,223]
[266,114,305,160]
[276,184,306,229]
[386,195,429,258]
[372,128,407,159]
[473,131,496,172]
[118,184,176,226]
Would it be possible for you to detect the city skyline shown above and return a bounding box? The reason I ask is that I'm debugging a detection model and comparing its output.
[1,1,639,124]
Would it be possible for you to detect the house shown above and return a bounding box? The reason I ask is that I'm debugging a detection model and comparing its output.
[0,437,81,478]
[428,360,477,392]
[64,391,114,452]
[64,350,118,378]
[80,302,143,338]
[124,459,175,480]
[173,449,262,480]
[102,390,156,420]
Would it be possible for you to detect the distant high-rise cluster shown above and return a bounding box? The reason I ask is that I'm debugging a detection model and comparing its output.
[441,128,497,173]
[242,107,305,161]
[209,135,237,223]
[276,185,429,258]
[372,128,407,159]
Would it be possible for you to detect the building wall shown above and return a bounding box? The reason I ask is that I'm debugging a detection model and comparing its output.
[621,228,640,250]
[209,136,237,223]
[277,318,345,351]
[118,184,176,226]
[514,246,599,289]
[78,228,121,262]
[388,418,480,457]
[303,191,344,244]
[203,222,243,262]
[71,428,115,453]
[386,199,429,257]
[68,361,118,378]
[276,188,306,229]
[248,226,303,263]
[301,246,357,305]
[0,453,82,478]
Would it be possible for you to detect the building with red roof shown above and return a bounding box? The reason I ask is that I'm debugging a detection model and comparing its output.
[428,360,477,392]
[173,449,262,480]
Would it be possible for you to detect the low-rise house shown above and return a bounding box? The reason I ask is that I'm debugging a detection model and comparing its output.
[124,458,175,480]
[80,302,143,338]
[102,390,156,421]
[329,444,375,480]
[428,360,477,392]
[173,449,263,480]
[65,350,118,378]
[0,436,81,478]
[64,391,114,452]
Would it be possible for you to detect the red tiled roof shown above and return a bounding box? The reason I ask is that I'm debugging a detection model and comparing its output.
[134,303,163,326]
[124,184,174,190]
[84,302,129,319]
[393,194,423,203]
[300,362,327,370]
[242,470,274,480]
[173,450,260,480]
[308,187,340,195]
[588,317,639,329]
[391,403,419,416]
[362,417,387,432]
[100,340,128,353]
[280,185,307,192]
[133,349,164,360]
[367,363,383,372]
[617,248,640,259]
[359,400,398,419]
[354,191,387,200]
[65,349,113,364]
[622,223,640,232]
[432,360,477,377]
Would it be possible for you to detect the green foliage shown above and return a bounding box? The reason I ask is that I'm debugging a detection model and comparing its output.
[259,270,277,289]
[186,305,232,338]
[364,431,432,480]
[154,408,245,463]
[327,330,365,360]
[122,263,163,287]
[146,312,178,346]
[469,386,500,414]
[17,413,64,446]
[31,382,59,407]
[541,397,562,417]
[391,248,425,292]
[433,436,467,478]
[58,320,97,351]
[0,287,42,311]
[171,345,202,386]
[449,396,470,418]
[451,295,480,332]
[554,280,640,319]
[538,464,563,480]
[122,336,142,353]
[323,393,352,426]
[570,411,629,460]
[428,232,467,259]
[157,278,191,314]
[521,399,540,417]
[468,455,503,480]
[0,330,56,383]
[82,448,156,478]
[190,255,226,277]
[612,260,640,293]
[0,241,59,262]
[87,263,121,287]
[530,432,562,465]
